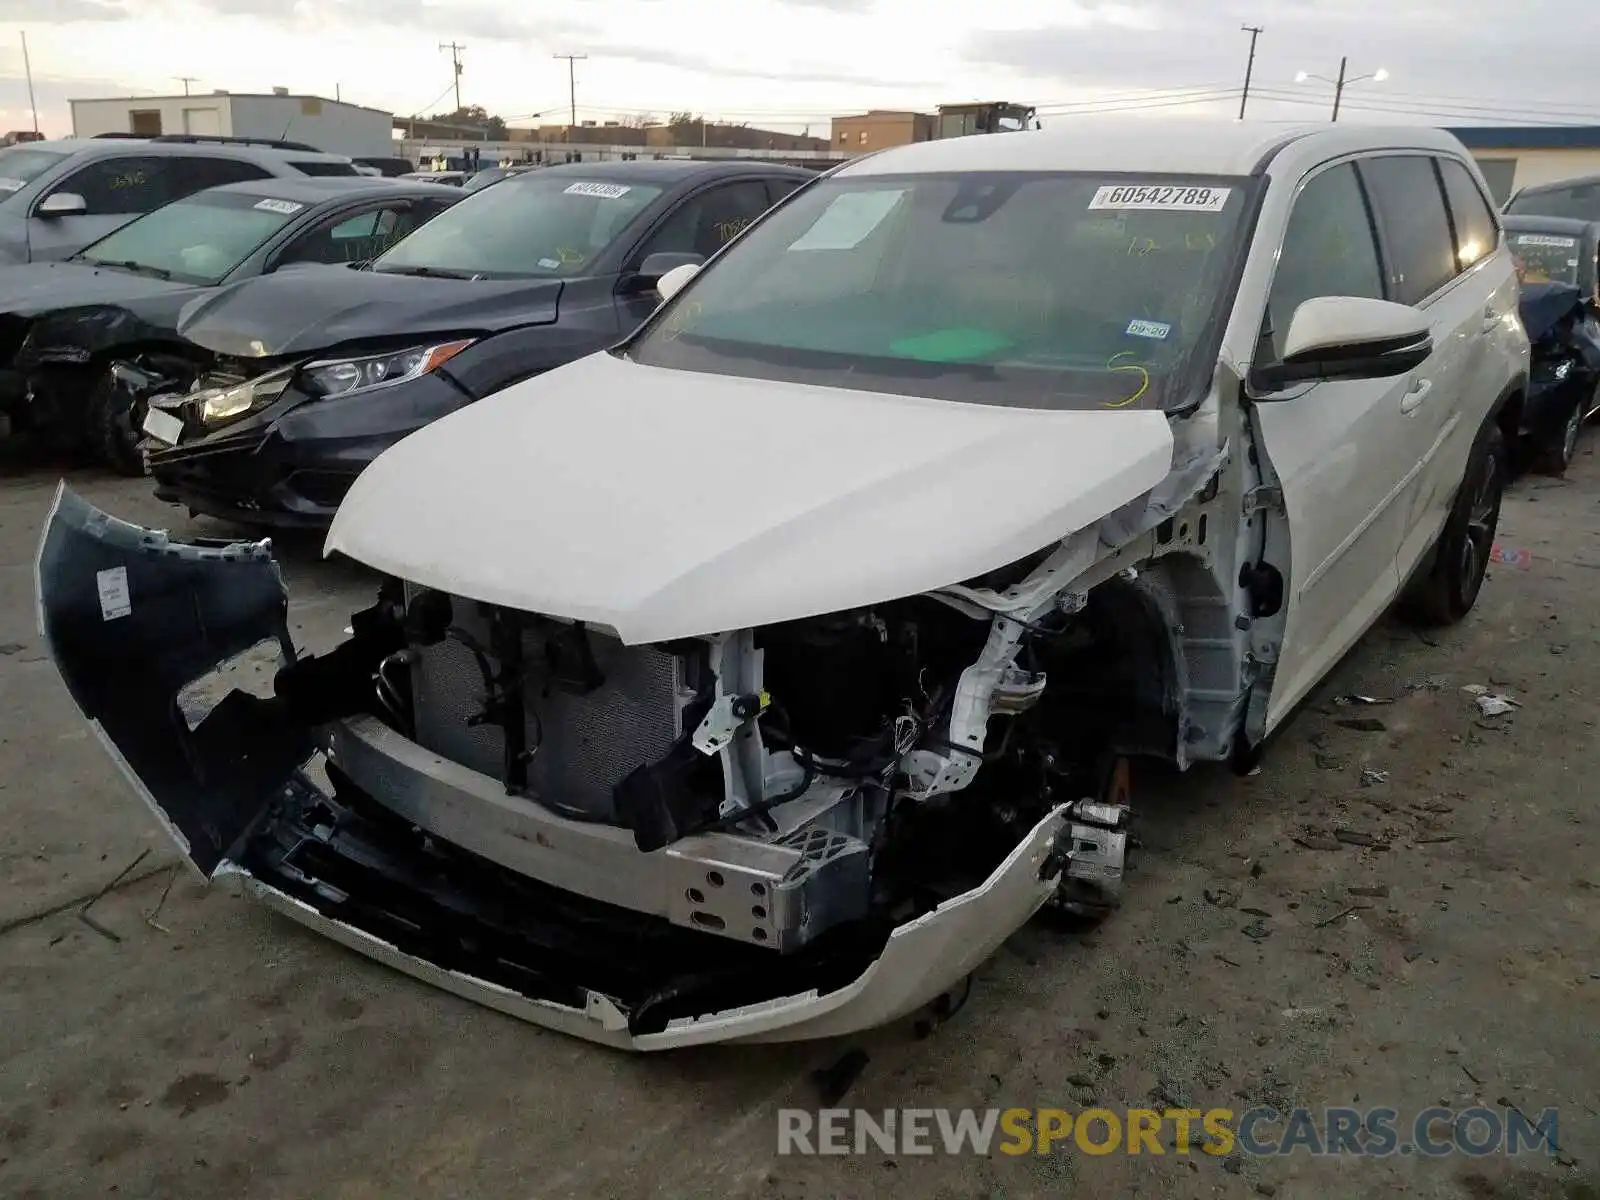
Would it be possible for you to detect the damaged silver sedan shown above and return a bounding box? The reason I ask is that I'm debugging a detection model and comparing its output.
[36,120,1524,1048]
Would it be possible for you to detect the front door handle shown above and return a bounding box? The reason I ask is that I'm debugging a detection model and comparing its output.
[1400,378,1433,414]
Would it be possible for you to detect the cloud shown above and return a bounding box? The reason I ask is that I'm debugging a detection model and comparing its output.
[964,0,1600,119]
[0,0,130,20]
[564,40,938,89]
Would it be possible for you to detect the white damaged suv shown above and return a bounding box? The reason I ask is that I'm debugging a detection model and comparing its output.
[37,120,1527,1049]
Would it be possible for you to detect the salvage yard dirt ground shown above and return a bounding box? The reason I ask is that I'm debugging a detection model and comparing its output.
[0,447,1596,1200]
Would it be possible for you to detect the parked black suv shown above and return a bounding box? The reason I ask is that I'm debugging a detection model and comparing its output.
[143,159,815,526]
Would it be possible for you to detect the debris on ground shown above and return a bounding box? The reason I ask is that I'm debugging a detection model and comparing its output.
[1336,717,1388,732]
[1334,829,1383,847]
[1475,693,1520,717]
[812,1048,870,1106]
[77,848,152,943]
[1360,768,1389,787]
[1335,694,1394,706]
[1348,885,1390,898]
[1294,833,1343,851]
[1489,544,1533,569]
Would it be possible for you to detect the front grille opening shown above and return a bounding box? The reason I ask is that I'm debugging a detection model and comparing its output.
[285,469,359,508]
[244,769,890,1035]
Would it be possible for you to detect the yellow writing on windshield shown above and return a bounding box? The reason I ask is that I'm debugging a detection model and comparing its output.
[1103,351,1150,408]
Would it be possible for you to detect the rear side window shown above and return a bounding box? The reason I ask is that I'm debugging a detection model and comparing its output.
[1437,158,1498,270]
[169,157,274,196]
[1357,155,1459,305]
[1265,162,1385,359]
[289,159,359,177]
[1504,180,1600,221]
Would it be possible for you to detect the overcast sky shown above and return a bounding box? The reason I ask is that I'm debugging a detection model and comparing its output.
[0,0,1596,137]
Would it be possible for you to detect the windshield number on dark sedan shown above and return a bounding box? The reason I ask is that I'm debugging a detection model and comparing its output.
[1088,184,1231,213]
[563,181,632,199]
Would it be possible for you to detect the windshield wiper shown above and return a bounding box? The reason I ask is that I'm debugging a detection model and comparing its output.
[373,264,481,279]
[81,258,173,281]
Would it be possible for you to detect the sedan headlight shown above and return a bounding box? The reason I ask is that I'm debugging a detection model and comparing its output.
[199,370,291,425]
[300,340,474,399]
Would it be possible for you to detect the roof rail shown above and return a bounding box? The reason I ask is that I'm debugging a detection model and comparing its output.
[91,132,149,139]
[147,133,327,154]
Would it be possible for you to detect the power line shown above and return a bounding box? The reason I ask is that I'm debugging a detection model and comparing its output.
[1035,89,1243,114]
[1250,87,1600,125]
[438,41,465,111]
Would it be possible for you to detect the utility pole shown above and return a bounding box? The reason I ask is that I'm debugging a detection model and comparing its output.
[174,75,198,96]
[553,53,587,137]
[1331,54,1348,121]
[19,31,37,134]
[439,41,465,111]
[1238,25,1263,119]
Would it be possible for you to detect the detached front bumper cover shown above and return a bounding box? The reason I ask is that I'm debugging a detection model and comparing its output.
[35,485,1073,1049]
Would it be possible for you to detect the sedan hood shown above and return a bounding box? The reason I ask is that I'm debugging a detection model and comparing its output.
[175,267,565,358]
[327,352,1176,644]
[0,259,190,318]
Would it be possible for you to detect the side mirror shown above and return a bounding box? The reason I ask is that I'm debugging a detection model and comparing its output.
[38,192,87,218]
[1257,296,1432,390]
[637,251,702,286]
[654,261,701,303]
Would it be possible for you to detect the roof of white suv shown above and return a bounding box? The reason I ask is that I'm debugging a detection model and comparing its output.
[835,119,1475,178]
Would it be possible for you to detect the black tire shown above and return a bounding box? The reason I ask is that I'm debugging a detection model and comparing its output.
[86,368,148,477]
[1399,421,1505,627]
[1536,393,1585,476]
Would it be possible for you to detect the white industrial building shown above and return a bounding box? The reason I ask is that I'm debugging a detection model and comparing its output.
[68,89,394,158]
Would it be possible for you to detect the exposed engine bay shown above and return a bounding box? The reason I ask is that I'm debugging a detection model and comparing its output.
[36,478,1264,1044]
[259,571,1146,987]
[37,368,1258,1045]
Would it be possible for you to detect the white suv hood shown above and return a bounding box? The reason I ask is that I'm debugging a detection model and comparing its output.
[325,351,1175,643]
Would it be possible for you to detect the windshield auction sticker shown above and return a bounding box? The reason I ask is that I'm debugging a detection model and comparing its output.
[1088,184,1231,212]
[564,181,632,199]
[253,198,304,214]
[1512,234,1578,248]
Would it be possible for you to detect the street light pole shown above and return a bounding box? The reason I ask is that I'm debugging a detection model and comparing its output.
[19,31,37,134]
[1239,25,1263,119]
[1296,59,1387,122]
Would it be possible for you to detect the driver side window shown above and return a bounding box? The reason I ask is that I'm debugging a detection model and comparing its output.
[635,181,771,263]
[1265,162,1385,360]
[274,204,419,269]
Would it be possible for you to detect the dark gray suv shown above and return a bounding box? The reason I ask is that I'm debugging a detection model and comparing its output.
[0,134,359,266]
